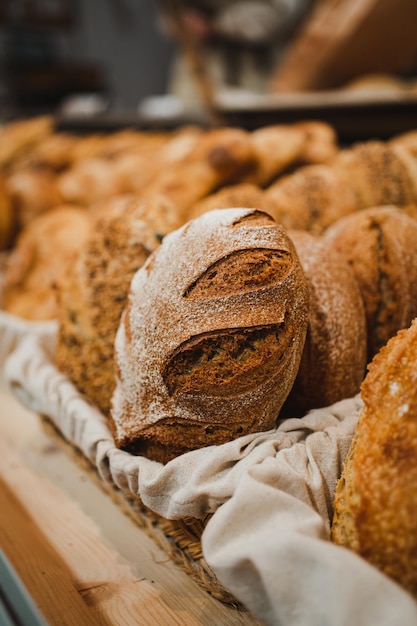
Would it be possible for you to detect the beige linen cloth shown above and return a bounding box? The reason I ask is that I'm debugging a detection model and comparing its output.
[1,310,417,625]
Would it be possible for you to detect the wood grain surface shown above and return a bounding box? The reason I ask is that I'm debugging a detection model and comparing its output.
[0,384,260,625]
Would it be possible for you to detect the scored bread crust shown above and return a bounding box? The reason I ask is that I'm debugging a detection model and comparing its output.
[111,208,310,463]
[332,319,417,598]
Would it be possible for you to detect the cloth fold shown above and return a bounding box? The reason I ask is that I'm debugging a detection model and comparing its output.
[203,454,417,625]
[2,310,416,625]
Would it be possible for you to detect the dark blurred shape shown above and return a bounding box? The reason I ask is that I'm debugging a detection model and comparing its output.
[1,0,106,115]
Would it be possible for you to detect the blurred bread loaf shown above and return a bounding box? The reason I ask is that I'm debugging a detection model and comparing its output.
[3,206,90,320]
[111,208,310,463]
[332,319,417,599]
[265,139,417,234]
[7,168,63,228]
[56,194,181,416]
[143,127,257,220]
[282,230,367,417]
[324,206,417,362]
[0,116,53,170]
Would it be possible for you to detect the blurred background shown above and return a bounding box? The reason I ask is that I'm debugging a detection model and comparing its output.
[0,0,417,132]
[0,0,176,117]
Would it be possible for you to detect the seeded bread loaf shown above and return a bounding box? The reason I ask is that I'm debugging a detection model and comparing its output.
[332,319,417,599]
[55,194,181,416]
[111,208,310,463]
[282,230,367,417]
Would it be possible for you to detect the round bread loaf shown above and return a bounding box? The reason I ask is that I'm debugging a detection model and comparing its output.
[324,206,417,362]
[282,230,367,417]
[111,208,310,463]
[56,194,181,416]
[332,318,417,599]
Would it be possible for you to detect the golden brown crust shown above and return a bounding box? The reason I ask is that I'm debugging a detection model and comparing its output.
[265,164,358,234]
[142,128,256,218]
[245,125,306,186]
[111,208,310,463]
[332,319,417,599]
[334,141,417,210]
[0,116,53,170]
[282,230,367,417]
[6,168,62,228]
[264,138,417,234]
[57,158,125,207]
[324,206,417,362]
[293,120,338,165]
[3,206,90,320]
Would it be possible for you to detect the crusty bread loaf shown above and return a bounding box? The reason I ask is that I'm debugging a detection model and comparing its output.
[265,163,358,234]
[111,208,310,463]
[282,230,367,417]
[3,206,90,320]
[55,194,181,416]
[332,318,417,599]
[324,206,417,362]
[264,139,417,234]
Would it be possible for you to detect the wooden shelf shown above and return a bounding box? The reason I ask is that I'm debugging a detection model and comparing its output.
[0,384,259,626]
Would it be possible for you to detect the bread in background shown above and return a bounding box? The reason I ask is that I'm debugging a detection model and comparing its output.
[324,206,417,362]
[282,230,367,417]
[264,139,417,234]
[3,206,90,320]
[6,168,62,229]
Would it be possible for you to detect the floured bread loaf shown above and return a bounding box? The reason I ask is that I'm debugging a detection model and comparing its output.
[282,230,367,417]
[111,208,310,463]
[332,319,417,599]
[324,206,417,362]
